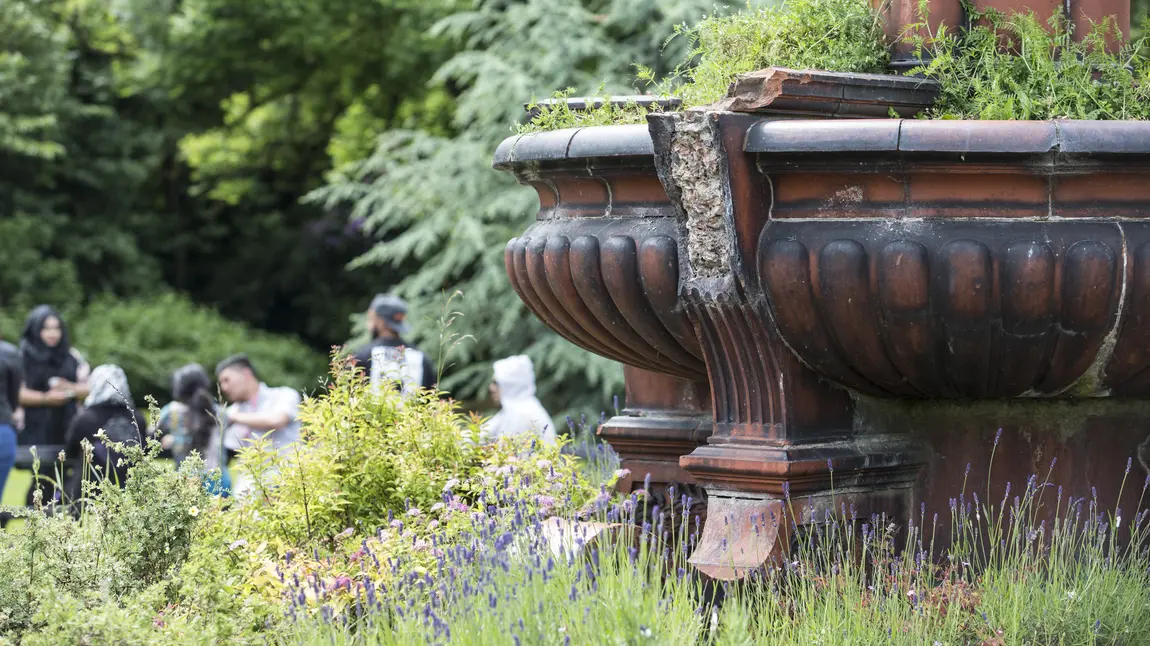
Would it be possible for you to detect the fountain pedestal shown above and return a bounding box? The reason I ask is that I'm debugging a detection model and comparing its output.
[496,69,1150,579]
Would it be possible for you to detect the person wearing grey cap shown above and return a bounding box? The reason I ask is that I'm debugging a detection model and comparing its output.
[351,294,436,392]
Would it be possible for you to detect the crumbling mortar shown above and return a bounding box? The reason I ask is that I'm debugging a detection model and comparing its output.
[666,112,735,280]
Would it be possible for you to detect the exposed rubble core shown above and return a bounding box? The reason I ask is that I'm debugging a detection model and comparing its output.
[664,112,732,279]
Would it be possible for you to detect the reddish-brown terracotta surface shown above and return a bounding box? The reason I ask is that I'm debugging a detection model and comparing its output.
[859,398,1150,543]
[601,367,710,493]
[748,119,1150,399]
[495,104,1150,578]
[879,0,1130,68]
[494,125,714,520]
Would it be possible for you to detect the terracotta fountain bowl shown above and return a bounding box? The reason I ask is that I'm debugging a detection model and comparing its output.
[493,125,706,381]
[748,119,1150,399]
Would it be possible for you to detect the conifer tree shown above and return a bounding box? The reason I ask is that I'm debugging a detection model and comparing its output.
[312,0,724,419]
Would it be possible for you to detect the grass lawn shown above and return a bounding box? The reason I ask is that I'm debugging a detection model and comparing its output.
[2,469,30,507]
[1,468,32,530]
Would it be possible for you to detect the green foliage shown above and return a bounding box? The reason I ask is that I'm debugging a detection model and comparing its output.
[0,439,213,639]
[522,0,889,131]
[230,360,484,543]
[911,10,1150,120]
[313,0,722,418]
[2,0,455,356]
[0,0,168,322]
[666,0,889,106]
[0,1,69,161]
[23,586,230,646]
[520,89,664,132]
[151,0,457,347]
[73,292,328,404]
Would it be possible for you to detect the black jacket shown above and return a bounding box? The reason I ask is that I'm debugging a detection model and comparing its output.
[0,341,23,427]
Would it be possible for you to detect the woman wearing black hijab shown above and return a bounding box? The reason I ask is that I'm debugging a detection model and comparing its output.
[18,305,89,450]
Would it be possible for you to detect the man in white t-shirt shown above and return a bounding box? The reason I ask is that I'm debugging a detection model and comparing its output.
[215,354,301,495]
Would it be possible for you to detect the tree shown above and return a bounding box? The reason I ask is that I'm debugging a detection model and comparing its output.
[0,0,166,323]
[146,0,458,347]
[312,0,728,419]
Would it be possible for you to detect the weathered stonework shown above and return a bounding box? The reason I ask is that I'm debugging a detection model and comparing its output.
[654,111,733,280]
[495,81,1150,580]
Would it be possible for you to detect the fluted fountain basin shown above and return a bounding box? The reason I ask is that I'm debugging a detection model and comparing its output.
[750,119,1150,399]
[494,124,713,501]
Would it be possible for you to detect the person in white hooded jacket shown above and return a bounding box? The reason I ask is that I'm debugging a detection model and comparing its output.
[482,355,556,446]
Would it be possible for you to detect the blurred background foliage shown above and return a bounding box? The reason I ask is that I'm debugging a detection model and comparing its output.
[0,0,728,416]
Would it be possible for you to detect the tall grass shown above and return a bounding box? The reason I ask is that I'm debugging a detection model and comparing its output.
[283,481,708,645]
[283,447,1150,645]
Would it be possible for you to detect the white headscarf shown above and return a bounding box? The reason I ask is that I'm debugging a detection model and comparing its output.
[85,364,132,408]
[482,355,556,446]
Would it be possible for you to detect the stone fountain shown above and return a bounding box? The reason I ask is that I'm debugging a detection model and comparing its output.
[494,0,1150,578]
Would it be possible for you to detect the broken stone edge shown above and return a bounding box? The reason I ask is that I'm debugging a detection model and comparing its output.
[713,67,941,119]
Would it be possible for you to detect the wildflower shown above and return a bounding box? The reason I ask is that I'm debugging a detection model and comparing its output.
[390,519,404,530]
[188,506,200,517]
[95,428,108,441]
[536,459,552,469]
[407,508,422,518]
[428,520,440,531]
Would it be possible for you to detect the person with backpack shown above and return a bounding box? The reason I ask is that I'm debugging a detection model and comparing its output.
[350,294,436,394]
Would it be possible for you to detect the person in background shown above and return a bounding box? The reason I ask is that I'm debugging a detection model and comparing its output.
[18,305,89,503]
[351,294,436,394]
[63,364,147,508]
[216,354,301,496]
[156,363,229,495]
[482,355,556,446]
[0,331,23,514]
